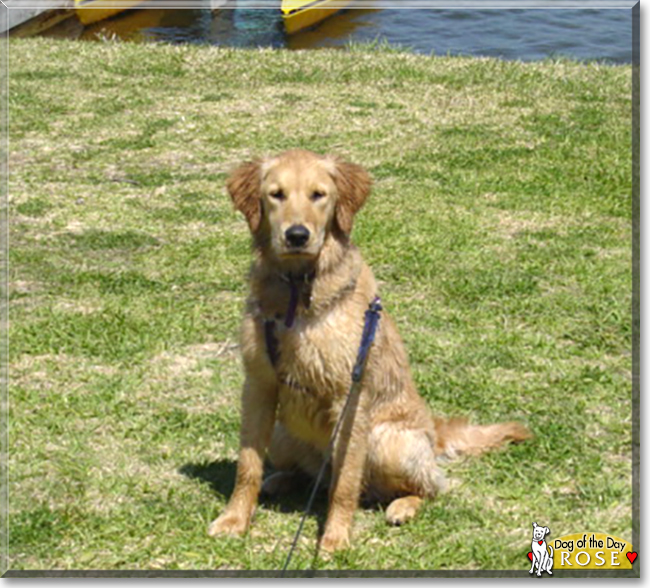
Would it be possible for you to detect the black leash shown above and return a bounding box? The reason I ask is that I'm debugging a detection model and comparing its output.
[280,296,383,574]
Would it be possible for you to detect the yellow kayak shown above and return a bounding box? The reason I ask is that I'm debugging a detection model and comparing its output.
[281,0,355,34]
[74,0,147,26]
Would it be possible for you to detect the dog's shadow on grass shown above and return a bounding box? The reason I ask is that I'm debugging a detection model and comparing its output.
[178,459,331,522]
[180,459,384,566]
[179,459,238,499]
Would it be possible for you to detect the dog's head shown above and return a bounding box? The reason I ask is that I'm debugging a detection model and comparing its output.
[227,149,371,262]
[532,522,550,542]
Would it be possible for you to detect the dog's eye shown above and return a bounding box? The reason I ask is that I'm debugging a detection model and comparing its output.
[269,190,285,200]
[311,191,326,201]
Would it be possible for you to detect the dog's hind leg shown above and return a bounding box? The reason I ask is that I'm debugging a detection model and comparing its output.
[546,548,554,574]
[365,423,446,525]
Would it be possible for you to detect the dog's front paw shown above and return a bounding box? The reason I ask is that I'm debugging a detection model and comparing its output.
[208,511,250,537]
[320,526,351,553]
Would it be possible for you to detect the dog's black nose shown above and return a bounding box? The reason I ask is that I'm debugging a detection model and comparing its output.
[285,225,310,248]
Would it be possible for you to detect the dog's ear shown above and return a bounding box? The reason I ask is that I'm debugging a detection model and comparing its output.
[227,159,263,232]
[545,528,550,535]
[532,522,538,528]
[329,157,372,235]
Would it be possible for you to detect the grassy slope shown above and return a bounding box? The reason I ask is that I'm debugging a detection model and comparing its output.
[8,38,632,571]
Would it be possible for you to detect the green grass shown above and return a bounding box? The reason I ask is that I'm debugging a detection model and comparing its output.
[8,38,633,572]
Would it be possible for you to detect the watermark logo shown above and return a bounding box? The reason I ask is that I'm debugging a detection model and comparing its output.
[528,522,554,576]
[527,525,637,572]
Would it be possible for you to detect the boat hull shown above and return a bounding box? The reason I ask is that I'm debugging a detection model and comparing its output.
[282,0,353,34]
[74,0,146,25]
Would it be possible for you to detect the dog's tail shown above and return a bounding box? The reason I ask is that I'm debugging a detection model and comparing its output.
[432,416,532,459]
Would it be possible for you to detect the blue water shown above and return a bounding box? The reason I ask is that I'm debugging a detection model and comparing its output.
[47,5,634,63]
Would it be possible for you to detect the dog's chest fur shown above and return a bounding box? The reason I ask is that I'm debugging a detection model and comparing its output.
[246,247,374,449]
[272,304,364,449]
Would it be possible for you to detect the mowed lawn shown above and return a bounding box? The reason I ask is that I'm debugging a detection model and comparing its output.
[8,38,633,572]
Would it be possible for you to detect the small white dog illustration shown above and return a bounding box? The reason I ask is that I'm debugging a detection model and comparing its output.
[530,522,554,576]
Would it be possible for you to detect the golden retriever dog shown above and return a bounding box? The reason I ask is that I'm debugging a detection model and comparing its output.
[208,149,530,552]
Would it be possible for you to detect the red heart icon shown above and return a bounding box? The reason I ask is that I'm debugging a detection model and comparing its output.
[527,552,533,561]
[626,552,637,564]
[538,540,543,545]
